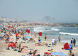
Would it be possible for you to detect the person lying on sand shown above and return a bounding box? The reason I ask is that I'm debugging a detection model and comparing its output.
[29,50,37,56]
[35,42,48,46]
[21,46,29,53]
[29,38,35,42]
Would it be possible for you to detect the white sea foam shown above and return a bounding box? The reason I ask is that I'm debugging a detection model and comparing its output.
[34,27,46,32]
[33,26,52,32]
[59,32,78,36]
[51,28,60,31]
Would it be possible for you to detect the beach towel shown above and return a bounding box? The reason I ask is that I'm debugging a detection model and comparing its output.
[51,52,66,56]
[45,52,50,55]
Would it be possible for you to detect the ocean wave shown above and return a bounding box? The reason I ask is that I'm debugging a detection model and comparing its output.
[59,32,78,36]
[51,28,60,31]
[33,27,49,32]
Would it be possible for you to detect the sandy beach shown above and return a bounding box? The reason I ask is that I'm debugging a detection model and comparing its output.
[0,24,78,56]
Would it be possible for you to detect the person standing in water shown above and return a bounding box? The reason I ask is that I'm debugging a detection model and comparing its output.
[73,38,76,47]
[58,35,61,42]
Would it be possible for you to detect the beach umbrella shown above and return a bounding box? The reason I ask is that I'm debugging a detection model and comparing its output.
[27,30,30,33]
[1,32,5,35]
[25,29,30,33]
[25,36,31,39]
[0,26,3,28]
[38,32,42,36]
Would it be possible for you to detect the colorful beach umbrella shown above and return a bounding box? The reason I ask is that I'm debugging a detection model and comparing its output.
[1,32,5,35]
[0,26,3,28]
[38,32,42,36]
[25,29,30,33]
[25,36,31,39]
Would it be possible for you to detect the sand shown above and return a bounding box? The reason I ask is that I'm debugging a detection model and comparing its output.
[0,33,78,56]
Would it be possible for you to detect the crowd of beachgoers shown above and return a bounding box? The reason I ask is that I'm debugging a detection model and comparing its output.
[0,23,78,56]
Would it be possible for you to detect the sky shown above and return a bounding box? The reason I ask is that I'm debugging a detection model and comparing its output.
[0,0,78,23]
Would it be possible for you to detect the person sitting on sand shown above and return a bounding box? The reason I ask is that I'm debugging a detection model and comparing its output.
[3,34,9,43]
[8,42,16,50]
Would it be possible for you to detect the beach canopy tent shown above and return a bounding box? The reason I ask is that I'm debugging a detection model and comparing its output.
[65,45,72,50]
[64,42,69,49]
[51,52,66,56]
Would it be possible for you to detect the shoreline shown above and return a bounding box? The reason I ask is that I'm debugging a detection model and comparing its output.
[0,24,78,56]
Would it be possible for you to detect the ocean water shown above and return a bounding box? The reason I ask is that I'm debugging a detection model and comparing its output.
[33,26,78,47]
[22,26,78,47]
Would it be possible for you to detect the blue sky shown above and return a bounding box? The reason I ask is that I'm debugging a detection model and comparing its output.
[0,0,78,23]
